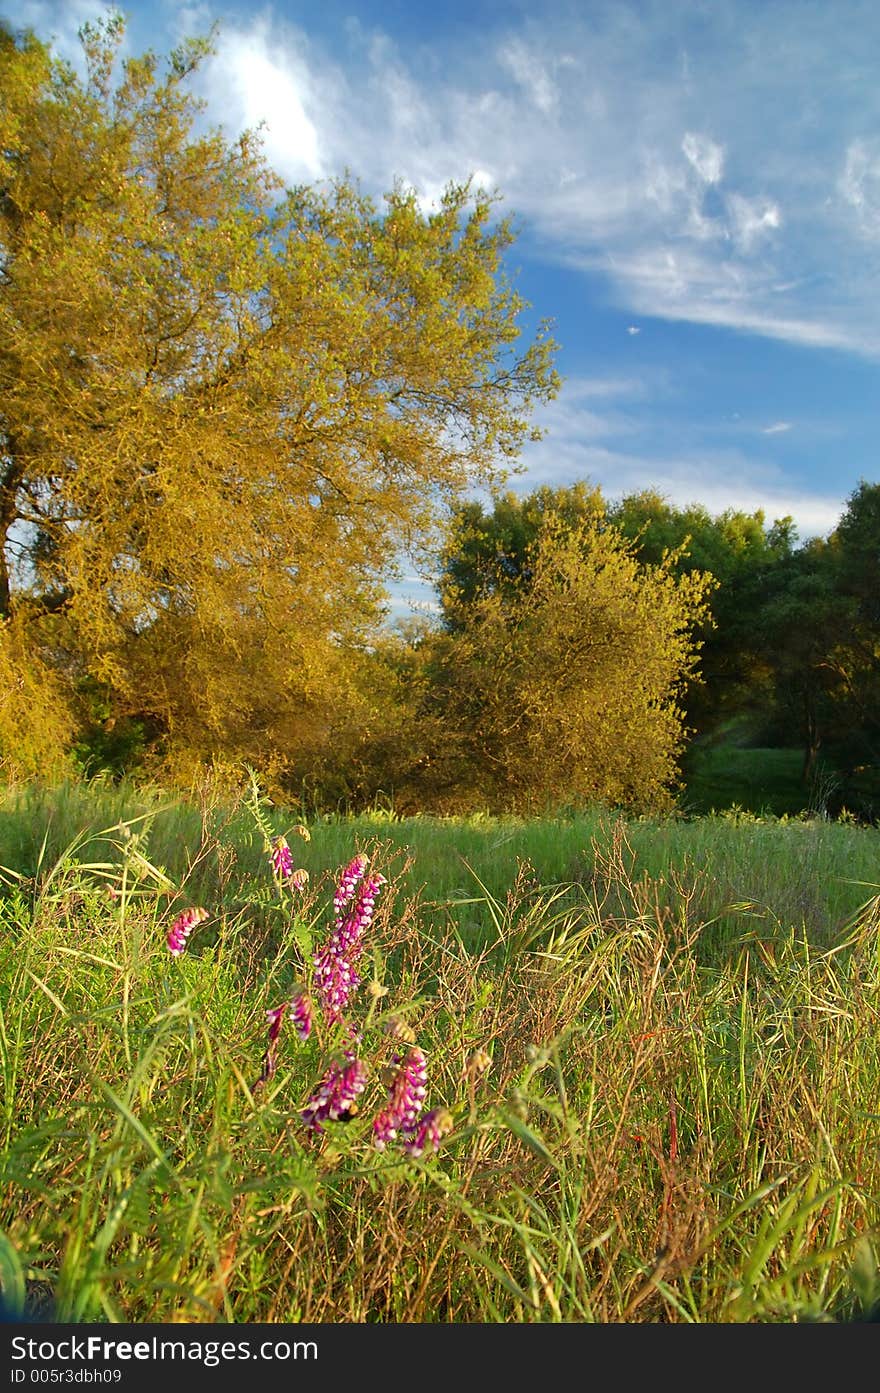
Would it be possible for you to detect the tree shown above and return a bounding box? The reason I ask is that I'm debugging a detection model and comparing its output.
[834,480,880,628]
[424,510,714,813]
[439,485,796,740]
[745,541,853,783]
[438,481,604,622]
[608,491,798,732]
[822,483,880,810]
[0,16,558,779]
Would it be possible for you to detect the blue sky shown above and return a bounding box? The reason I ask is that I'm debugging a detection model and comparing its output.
[11,0,880,613]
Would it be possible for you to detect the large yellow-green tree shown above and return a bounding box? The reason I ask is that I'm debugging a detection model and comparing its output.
[0,16,558,779]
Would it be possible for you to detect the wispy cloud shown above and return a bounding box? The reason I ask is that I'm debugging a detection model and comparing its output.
[21,0,880,363]
[840,138,880,239]
[15,0,130,66]
[520,436,843,537]
[762,421,793,435]
[727,193,782,252]
[184,1,880,358]
[499,37,560,117]
[165,8,329,183]
[681,132,724,185]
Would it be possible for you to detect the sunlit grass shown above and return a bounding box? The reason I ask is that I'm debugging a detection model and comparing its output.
[0,777,876,954]
[1,780,879,1321]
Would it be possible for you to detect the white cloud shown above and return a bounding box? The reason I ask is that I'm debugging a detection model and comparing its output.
[499,38,558,116]
[19,0,880,362]
[14,0,130,68]
[642,155,688,215]
[590,245,871,352]
[171,5,878,355]
[627,325,641,335]
[205,21,323,182]
[726,193,782,250]
[840,137,880,237]
[682,131,725,185]
[762,421,792,435]
[521,435,840,538]
[508,380,841,539]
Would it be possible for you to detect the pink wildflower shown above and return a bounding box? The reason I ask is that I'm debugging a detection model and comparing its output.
[373,1047,428,1150]
[301,1054,368,1132]
[313,866,386,1025]
[266,1003,287,1046]
[333,854,368,916]
[167,907,208,957]
[403,1107,454,1158]
[270,837,294,879]
[289,989,313,1042]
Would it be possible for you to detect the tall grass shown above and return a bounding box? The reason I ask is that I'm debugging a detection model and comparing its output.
[1,781,879,1322]
[1,778,877,954]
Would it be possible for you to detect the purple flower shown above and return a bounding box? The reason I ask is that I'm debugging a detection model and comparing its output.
[402,1107,453,1158]
[289,867,309,891]
[255,1004,286,1090]
[301,1054,368,1132]
[167,907,208,956]
[270,837,294,879]
[313,941,360,1026]
[313,865,387,1025]
[289,989,313,1042]
[256,994,311,1092]
[333,854,368,916]
[266,1003,287,1045]
[373,1047,428,1150]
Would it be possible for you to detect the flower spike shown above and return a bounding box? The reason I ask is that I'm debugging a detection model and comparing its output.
[167,907,209,957]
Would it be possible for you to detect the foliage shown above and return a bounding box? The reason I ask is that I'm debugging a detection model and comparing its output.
[426,500,715,812]
[438,481,605,621]
[616,482,880,817]
[605,491,798,730]
[439,485,796,737]
[731,482,880,815]
[0,612,76,781]
[0,15,558,776]
[434,480,880,820]
[824,482,880,809]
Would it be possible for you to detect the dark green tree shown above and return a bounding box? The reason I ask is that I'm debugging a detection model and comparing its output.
[438,482,604,624]
[608,491,798,733]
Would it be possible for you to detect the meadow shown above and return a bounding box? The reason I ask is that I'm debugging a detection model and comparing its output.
[1,775,879,1323]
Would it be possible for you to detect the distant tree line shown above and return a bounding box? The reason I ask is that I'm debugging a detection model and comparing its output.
[609,481,880,817]
[320,481,879,817]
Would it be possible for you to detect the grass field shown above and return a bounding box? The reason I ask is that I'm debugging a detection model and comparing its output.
[1,777,879,1322]
[682,743,813,818]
